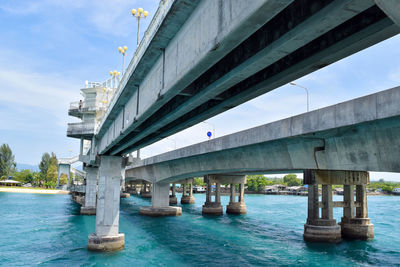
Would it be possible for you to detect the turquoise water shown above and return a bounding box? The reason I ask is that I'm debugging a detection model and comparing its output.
[0,192,400,266]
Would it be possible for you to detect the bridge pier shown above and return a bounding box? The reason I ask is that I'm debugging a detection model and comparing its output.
[140,182,152,198]
[226,180,246,215]
[202,176,223,215]
[341,184,374,240]
[88,156,124,252]
[181,179,195,204]
[169,183,177,204]
[80,166,97,215]
[140,182,182,217]
[303,170,373,243]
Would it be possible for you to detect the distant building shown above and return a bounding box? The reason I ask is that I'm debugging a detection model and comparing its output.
[0,179,21,187]
[393,188,400,194]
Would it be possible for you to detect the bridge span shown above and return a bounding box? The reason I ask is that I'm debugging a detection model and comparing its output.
[92,0,400,156]
[64,0,400,252]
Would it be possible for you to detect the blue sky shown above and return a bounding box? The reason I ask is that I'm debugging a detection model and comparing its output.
[1,1,400,180]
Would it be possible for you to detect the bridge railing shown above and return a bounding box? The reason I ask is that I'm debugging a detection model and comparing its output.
[96,0,173,134]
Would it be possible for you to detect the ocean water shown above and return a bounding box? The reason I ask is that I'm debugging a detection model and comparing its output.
[0,192,399,266]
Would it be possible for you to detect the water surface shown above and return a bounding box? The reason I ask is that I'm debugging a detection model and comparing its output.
[0,192,399,266]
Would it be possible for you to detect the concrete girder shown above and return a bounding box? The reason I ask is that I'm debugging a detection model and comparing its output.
[98,0,294,155]
[375,0,400,27]
[114,6,399,156]
[110,0,376,155]
[125,87,400,183]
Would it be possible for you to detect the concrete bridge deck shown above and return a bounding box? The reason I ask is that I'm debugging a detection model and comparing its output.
[126,86,400,183]
[95,0,400,156]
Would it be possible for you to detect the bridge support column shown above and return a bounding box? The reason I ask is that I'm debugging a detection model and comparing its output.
[140,182,182,217]
[120,167,130,198]
[140,181,152,198]
[181,178,195,204]
[81,166,98,215]
[169,183,177,204]
[341,184,374,240]
[57,163,71,189]
[226,180,247,214]
[202,175,223,215]
[303,170,341,243]
[88,156,124,252]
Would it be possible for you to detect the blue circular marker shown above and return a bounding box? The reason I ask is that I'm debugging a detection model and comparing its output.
[207,131,212,138]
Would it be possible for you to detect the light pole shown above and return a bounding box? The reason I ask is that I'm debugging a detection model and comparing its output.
[118,46,128,76]
[131,7,149,47]
[202,121,216,139]
[290,82,309,112]
[109,70,120,90]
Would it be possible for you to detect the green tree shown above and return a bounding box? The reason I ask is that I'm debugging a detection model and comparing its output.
[46,164,58,187]
[59,174,68,185]
[283,174,301,186]
[0,143,16,179]
[193,177,206,186]
[246,175,273,191]
[14,169,34,184]
[39,152,57,178]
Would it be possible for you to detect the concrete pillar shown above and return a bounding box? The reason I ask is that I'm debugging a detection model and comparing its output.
[169,183,177,204]
[182,183,186,197]
[303,170,341,243]
[57,163,71,189]
[119,168,130,199]
[140,182,182,217]
[202,176,223,215]
[87,156,124,252]
[140,181,152,198]
[341,184,374,240]
[321,185,333,220]
[343,185,354,219]
[80,167,98,215]
[181,179,195,204]
[227,180,246,215]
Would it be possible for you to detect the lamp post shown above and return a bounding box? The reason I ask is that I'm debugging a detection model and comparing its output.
[131,7,149,47]
[109,70,120,90]
[289,82,309,112]
[118,46,128,76]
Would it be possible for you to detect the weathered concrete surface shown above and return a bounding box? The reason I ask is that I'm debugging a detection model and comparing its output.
[95,0,399,157]
[98,0,293,155]
[126,86,400,184]
[303,223,342,243]
[88,156,124,252]
[87,233,125,252]
[226,202,247,215]
[81,166,97,215]
[375,0,400,27]
[140,182,182,217]
[341,218,374,240]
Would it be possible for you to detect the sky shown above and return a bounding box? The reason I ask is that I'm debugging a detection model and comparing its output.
[1,1,400,181]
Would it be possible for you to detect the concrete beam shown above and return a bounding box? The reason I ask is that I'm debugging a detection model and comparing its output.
[125,86,400,183]
[375,0,400,27]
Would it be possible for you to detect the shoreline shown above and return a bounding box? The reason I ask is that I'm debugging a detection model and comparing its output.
[0,187,70,195]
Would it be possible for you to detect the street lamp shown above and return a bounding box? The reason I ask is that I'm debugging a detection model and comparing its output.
[289,82,309,112]
[118,46,128,76]
[131,7,149,47]
[109,70,120,90]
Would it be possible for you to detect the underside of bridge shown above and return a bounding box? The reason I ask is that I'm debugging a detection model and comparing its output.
[97,0,400,156]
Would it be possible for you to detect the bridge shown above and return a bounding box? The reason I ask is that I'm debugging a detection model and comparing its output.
[64,0,400,252]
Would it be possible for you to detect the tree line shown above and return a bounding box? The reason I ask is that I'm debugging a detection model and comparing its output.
[0,143,68,188]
